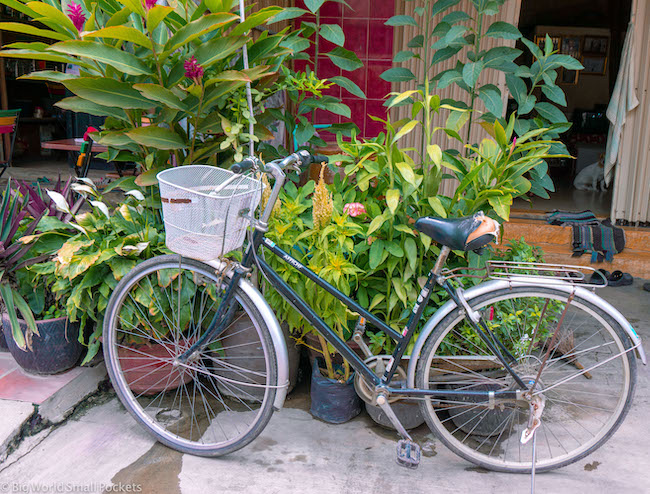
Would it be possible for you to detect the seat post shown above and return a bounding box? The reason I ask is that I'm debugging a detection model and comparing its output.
[432,245,451,277]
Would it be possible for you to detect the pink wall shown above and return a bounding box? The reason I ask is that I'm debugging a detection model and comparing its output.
[294,0,394,138]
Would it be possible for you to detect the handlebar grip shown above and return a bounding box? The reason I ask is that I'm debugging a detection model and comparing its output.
[231,157,257,174]
[311,154,329,165]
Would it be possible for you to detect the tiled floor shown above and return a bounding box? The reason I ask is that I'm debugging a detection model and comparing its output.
[0,352,84,404]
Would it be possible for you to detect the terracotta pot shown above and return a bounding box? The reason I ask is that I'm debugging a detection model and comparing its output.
[118,342,193,395]
[2,314,83,375]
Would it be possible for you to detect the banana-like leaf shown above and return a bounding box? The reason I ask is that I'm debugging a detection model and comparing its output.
[64,78,155,109]
[0,22,69,41]
[163,13,237,55]
[133,83,187,111]
[126,126,186,150]
[55,96,128,121]
[49,41,153,76]
[84,26,153,50]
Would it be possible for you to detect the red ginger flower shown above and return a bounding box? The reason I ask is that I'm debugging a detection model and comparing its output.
[144,0,157,10]
[66,1,86,32]
[184,56,204,84]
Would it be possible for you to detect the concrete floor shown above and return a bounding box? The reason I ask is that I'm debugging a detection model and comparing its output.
[0,281,648,494]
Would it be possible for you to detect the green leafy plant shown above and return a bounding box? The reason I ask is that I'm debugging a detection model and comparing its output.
[264,169,363,381]
[26,180,169,363]
[381,0,582,215]
[0,0,361,178]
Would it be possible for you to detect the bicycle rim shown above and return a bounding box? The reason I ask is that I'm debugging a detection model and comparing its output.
[416,286,635,472]
[104,256,277,456]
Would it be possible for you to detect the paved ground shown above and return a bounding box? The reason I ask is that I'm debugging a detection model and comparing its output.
[0,281,648,494]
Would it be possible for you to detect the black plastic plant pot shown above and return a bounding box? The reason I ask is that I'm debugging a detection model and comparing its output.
[309,358,361,424]
[2,314,83,375]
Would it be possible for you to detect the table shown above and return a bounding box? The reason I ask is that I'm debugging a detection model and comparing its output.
[41,138,108,153]
[41,138,110,178]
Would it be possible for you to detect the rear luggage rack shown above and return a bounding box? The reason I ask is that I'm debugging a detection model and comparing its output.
[440,261,607,288]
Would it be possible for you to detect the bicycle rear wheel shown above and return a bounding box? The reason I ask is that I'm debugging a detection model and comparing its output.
[103,255,278,456]
[415,285,636,473]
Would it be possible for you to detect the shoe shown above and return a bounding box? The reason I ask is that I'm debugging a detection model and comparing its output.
[607,270,633,287]
[589,269,610,285]
[643,282,650,292]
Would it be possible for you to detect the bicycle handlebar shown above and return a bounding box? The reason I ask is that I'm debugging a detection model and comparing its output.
[230,151,329,175]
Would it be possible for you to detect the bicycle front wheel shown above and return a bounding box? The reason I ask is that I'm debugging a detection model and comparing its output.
[415,285,636,473]
[103,255,278,457]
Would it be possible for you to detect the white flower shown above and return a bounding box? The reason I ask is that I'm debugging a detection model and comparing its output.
[125,189,145,201]
[46,190,71,214]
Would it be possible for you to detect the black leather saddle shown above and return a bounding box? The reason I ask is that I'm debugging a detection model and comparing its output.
[414,212,497,251]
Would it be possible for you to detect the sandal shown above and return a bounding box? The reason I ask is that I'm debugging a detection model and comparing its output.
[589,269,610,285]
[607,270,633,287]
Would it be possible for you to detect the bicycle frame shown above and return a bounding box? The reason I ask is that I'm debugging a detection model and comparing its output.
[178,157,525,402]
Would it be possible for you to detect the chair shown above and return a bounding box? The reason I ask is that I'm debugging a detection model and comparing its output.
[0,109,20,178]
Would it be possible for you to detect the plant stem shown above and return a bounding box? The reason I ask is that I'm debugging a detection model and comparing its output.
[189,84,205,163]
[464,10,485,156]
[317,333,334,379]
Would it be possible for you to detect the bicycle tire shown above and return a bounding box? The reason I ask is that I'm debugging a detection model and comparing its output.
[415,285,636,473]
[103,255,278,457]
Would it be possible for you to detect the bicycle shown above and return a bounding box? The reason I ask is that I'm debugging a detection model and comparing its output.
[102,150,646,473]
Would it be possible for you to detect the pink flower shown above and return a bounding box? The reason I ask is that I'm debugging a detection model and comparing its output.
[66,1,86,32]
[343,202,366,217]
[83,126,98,141]
[144,0,157,9]
[184,56,204,84]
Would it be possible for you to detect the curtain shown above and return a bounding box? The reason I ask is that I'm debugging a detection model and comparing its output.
[610,0,650,224]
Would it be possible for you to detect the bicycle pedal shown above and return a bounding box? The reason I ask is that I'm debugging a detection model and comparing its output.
[396,439,420,469]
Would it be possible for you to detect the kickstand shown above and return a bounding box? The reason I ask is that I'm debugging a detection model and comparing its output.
[530,430,537,494]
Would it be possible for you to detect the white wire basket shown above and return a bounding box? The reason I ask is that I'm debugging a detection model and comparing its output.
[157,165,264,261]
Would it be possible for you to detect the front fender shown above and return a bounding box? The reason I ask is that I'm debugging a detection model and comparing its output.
[406,279,646,388]
[207,260,289,411]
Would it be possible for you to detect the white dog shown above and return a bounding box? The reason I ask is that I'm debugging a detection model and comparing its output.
[574,155,606,191]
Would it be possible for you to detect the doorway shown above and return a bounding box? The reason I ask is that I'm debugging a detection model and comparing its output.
[513,0,633,217]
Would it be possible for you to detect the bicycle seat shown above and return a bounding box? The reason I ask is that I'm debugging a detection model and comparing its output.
[414,211,500,251]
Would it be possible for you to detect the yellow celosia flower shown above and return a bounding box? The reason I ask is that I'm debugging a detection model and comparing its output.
[312,165,333,230]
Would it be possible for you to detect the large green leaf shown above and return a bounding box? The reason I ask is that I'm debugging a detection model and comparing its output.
[404,237,417,271]
[380,67,416,83]
[26,2,76,34]
[385,15,418,27]
[269,7,308,23]
[329,76,365,98]
[19,70,73,83]
[55,96,128,120]
[64,78,154,109]
[478,84,503,117]
[0,49,88,67]
[164,13,237,54]
[432,0,462,17]
[194,35,247,67]
[230,7,282,36]
[319,24,345,46]
[126,126,186,150]
[84,26,153,50]
[133,84,187,111]
[462,60,484,88]
[326,47,363,71]
[535,102,568,124]
[0,22,69,41]
[146,5,173,32]
[505,74,527,107]
[49,41,152,76]
[485,21,521,40]
[369,239,385,269]
[541,84,567,107]
[304,0,325,13]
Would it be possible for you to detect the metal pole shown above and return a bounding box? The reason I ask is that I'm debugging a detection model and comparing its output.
[238,0,255,157]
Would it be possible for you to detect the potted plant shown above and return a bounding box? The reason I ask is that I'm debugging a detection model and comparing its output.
[26,179,170,371]
[264,167,364,423]
[0,178,87,374]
